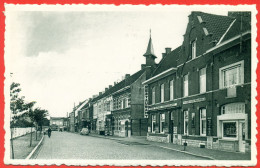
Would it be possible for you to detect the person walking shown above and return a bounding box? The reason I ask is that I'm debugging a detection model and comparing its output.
[47,127,52,138]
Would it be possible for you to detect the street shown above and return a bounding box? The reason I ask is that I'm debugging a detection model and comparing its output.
[35,132,208,160]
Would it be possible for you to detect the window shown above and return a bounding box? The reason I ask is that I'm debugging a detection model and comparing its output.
[152,114,156,133]
[160,113,165,133]
[170,80,174,100]
[221,103,245,115]
[184,110,189,135]
[152,87,155,104]
[183,74,189,97]
[160,84,164,102]
[118,121,121,131]
[223,122,237,138]
[200,108,206,136]
[191,40,196,59]
[219,61,244,88]
[191,113,195,128]
[199,67,206,93]
[125,98,129,108]
[121,99,124,109]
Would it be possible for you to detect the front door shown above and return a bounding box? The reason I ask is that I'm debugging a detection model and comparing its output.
[238,121,246,152]
[125,121,128,137]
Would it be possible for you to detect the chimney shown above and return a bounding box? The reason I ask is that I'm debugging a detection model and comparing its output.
[165,48,171,54]
[141,64,146,70]
[162,53,166,58]
[99,92,102,96]
[125,74,130,79]
[109,85,112,89]
[105,88,108,91]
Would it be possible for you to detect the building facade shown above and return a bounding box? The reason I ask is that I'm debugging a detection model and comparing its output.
[143,11,251,153]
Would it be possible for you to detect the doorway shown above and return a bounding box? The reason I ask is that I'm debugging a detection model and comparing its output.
[238,121,246,152]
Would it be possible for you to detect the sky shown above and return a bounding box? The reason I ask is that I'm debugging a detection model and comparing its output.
[5,5,235,117]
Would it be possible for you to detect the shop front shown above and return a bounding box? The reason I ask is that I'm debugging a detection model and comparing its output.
[216,102,248,152]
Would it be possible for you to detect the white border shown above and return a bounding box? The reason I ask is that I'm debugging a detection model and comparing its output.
[3,4,258,167]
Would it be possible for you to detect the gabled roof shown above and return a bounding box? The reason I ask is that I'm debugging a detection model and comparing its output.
[143,37,157,58]
[193,12,235,43]
[152,46,181,76]
[92,69,145,102]
[220,16,251,42]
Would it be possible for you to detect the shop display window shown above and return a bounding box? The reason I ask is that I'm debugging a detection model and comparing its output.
[223,122,237,138]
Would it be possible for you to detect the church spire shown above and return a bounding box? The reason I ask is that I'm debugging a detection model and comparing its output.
[143,29,157,58]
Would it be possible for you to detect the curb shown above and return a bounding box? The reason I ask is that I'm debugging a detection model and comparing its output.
[88,133,214,160]
[25,135,44,160]
[157,146,215,160]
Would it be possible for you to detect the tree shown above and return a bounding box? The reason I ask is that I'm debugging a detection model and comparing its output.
[10,82,36,158]
[29,108,49,140]
[10,82,35,127]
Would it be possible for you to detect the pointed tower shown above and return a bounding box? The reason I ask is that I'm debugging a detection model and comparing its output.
[143,30,157,67]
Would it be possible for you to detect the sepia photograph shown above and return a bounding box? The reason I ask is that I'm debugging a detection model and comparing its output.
[3,4,257,166]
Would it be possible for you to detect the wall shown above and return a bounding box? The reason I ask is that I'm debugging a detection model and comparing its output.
[11,127,35,138]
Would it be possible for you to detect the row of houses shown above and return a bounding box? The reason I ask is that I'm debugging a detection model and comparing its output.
[66,11,251,153]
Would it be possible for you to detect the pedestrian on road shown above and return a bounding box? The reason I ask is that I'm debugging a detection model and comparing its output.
[47,127,52,138]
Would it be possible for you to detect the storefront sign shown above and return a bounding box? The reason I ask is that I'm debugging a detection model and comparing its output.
[148,103,177,111]
[144,85,149,118]
[183,97,206,104]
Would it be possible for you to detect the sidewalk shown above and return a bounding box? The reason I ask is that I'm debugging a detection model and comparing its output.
[88,133,251,160]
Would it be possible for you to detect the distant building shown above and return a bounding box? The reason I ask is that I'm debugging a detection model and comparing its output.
[50,117,67,131]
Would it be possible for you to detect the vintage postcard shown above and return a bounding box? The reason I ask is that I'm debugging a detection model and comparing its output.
[3,4,258,167]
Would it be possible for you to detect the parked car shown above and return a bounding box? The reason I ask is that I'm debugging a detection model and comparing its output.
[80,128,89,135]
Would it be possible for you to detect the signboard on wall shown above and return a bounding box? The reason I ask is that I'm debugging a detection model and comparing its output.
[183,97,206,105]
[144,85,149,118]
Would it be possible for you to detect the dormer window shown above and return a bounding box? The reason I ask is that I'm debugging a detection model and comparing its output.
[191,40,196,59]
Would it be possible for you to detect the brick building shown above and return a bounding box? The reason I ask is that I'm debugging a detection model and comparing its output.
[143,11,251,153]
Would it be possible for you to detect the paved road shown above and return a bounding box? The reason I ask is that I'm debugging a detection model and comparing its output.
[36,132,208,160]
